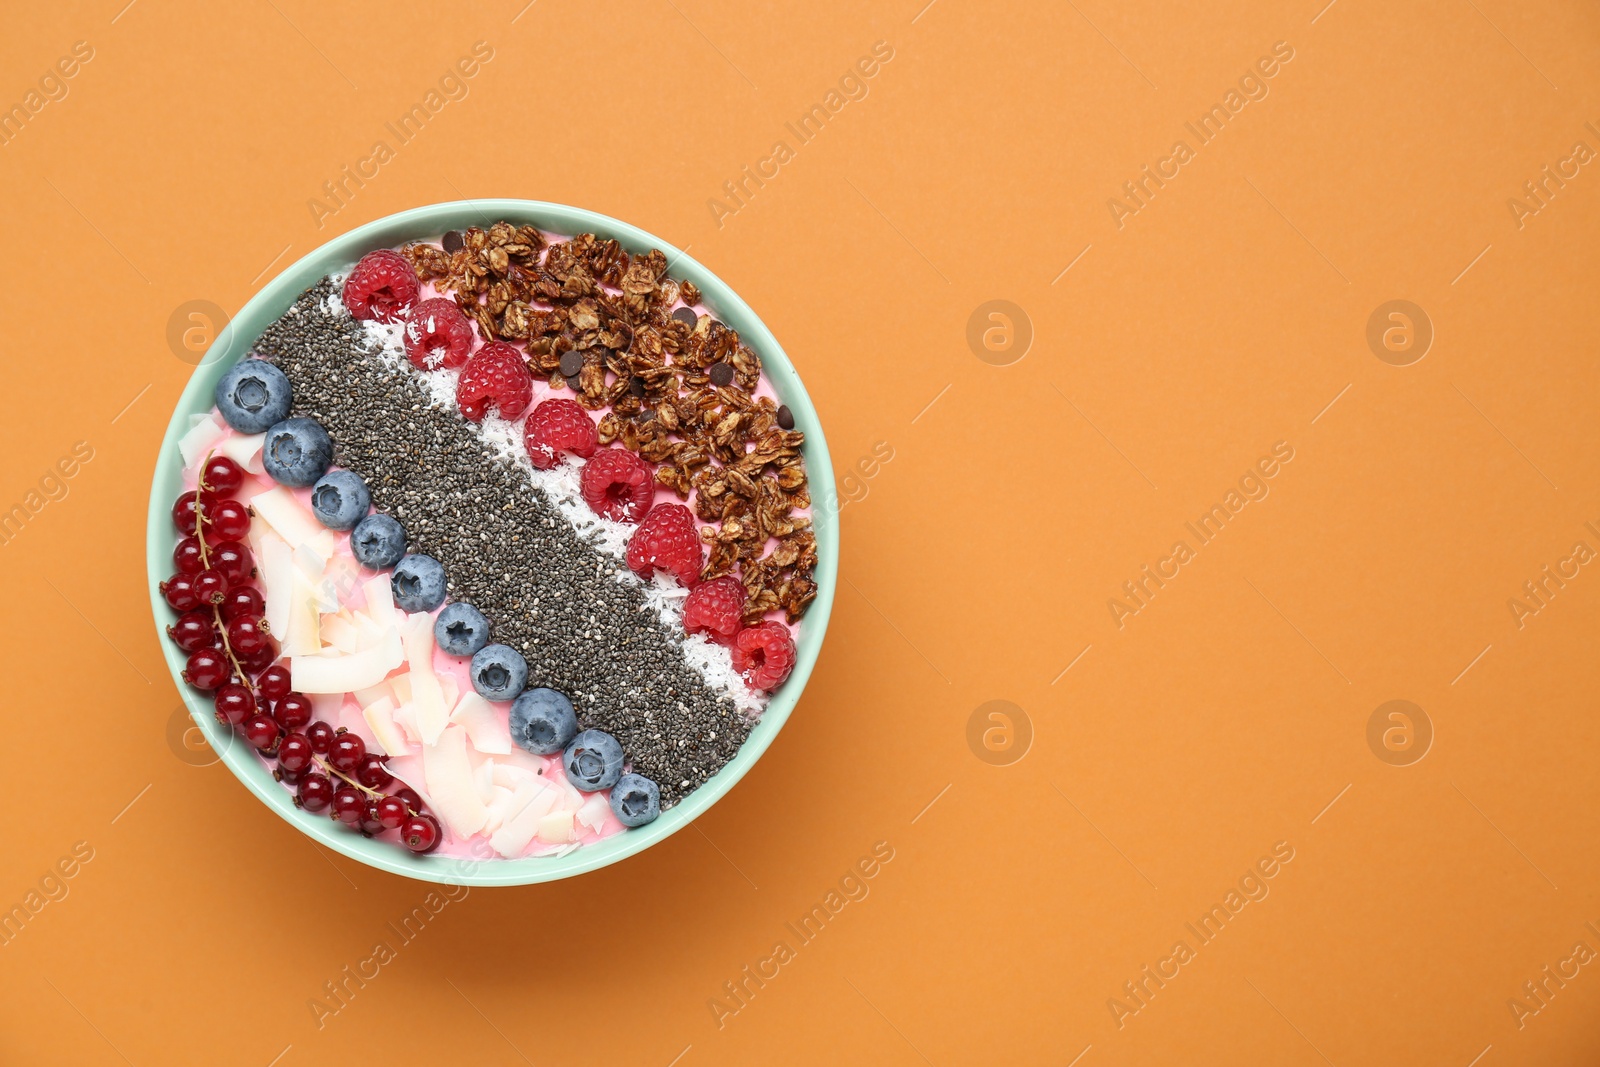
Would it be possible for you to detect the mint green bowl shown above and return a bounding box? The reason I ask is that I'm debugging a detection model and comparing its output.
[146,200,836,886]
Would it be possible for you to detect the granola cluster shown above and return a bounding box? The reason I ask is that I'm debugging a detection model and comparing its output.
[402,223,817,624]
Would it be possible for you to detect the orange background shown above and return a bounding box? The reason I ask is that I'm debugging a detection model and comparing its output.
[2,1,1598,1064]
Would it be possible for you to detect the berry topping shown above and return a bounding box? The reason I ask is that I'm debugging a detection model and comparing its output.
[579,448,654,523]
[375,795,411,830]
[310,470,371,530]
[225,614,269,658]
[297,772,334,813]
[183,647,232,691]
[201,455,244,495]
[343,250,420,323]
[457,341,533,421]
[257,664,292,702]
[262,417,333,487]
[508,688,578,755]
[350,514,406,570]
[401,813,442,853]
[277,733,314,774]
[609,773,661,827]
[191,568,229,606]
[243,713,281,753]
[173,535,205,574]
[213,683,256,726]
[221,586,265,622]
[272,692,312,732]
[356,754,392,790]
[305,720,336,756]
[171,490,215,536]
[332,787,366,826]
[469,643,528,702]
[626,503,702,586]
[168,611,217,652]
[524,398,598,470]
[562,729,624,792]
[160,573,201,612]
[329,732,367,774]
[214,359,293,433]
[402,297,474,370]
[731,622,797,692]
[681,576,745,644]
[434,602,490,658]
[208,498,253,542]
[210,541,254,586]
[391,553,447,613]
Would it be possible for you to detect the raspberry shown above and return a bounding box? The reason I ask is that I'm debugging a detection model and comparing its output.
[525,398,599,470]
[579,448,654,523]
[626,504,702,586]
[403,297,475,370]
[682,576,745,643]
[458,342,533,421]
[342,250,420,323]
[731,622,797,692]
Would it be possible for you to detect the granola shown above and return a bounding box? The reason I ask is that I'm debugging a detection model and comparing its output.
[403,225,816,623]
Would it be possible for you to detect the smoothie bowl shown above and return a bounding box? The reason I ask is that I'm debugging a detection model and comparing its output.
[146,201,836,885]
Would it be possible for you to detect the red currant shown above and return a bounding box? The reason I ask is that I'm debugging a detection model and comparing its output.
[297,772,334,813]
[183,647,232,691]
[240,638,278,674]
[332,787,367,826]
[273,692,312,731]
[201,455,244,495]
[221,586,265,621]
[167,611,217,652]
[277,732,314,774]
[243,713,281,752]
[209,499,253,541]
[213,683,256,725]
[355,754,391,790]
[391,787,423,815]
[227,614,270,658]
[211,542,254,586]
[306,720,336,755]
[359,805,387,836]
[172,490,215,536]
[329,733,367,774]
[257,664,292,702]
[375,795,411,830]
[173,536,205,574]
[161,574,201,612]
[401,813,442,853]
[192,568,229,605]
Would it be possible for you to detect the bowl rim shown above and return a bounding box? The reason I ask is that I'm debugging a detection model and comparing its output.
[146,199,837,886]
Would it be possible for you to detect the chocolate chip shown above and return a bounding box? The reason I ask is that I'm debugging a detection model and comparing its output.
[776,405,795,430]
[566,373,582,391]
[671,307,698,328]
[708,362,734,387]
[442,230,465,253]
[559,349,583,377]
[629,376,647,397]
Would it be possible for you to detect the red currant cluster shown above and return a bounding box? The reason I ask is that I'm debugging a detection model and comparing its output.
[158,453,443,854]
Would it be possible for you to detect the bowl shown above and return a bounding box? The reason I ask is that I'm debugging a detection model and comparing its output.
[146,200,837,885]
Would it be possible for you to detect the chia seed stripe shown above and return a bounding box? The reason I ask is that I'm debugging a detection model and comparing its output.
[255,281,751,807]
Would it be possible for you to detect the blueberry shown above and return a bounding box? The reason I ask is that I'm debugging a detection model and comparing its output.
[214,359,292,433]
[310,470,370,530]
[508,688,577,755]
[350,514,406,570]
[563,729,624,792]
[261,417,333,487]
[392,553,447,613]
[435,602,490,658]
[470,643,527,702]
[608,772,660,827]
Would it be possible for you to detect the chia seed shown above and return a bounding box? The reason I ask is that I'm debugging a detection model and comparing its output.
[255,281,752,807]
